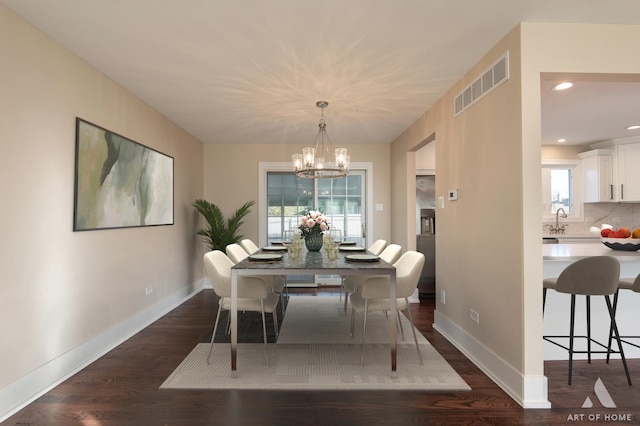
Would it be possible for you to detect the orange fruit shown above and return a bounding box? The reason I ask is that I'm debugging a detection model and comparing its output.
[619,227,631,238]
[601,228,612,237]
[632,228,640,239]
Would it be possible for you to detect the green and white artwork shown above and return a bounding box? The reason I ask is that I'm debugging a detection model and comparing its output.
[74,118,174,231]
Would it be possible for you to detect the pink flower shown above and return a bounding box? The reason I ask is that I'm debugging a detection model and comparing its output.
[320,222,328,231]
[306,219,316,228]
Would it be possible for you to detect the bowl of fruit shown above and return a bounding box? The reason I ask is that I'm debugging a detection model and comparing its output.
[600,227,640,251]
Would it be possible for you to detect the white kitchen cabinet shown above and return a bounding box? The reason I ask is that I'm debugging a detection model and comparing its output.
[616,143,640,201]
[579,149,614,202]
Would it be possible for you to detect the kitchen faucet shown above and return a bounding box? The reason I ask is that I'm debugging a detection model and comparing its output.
[550,208,568,234]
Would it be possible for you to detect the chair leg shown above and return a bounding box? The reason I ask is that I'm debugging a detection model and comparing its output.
[272,311,279,337]
[397,311,405,340]
[343,285,349,315]
[225,308,232,335]
[350,306,356,337]
[543,288,547,313]
[606,290,620,364]
[360,300,368,366]
[568,294,576,385]
[260,300,269,367]
[605,295,632,386]
[279,292,286,315]
[586,295,592,364]
[404,298,423,365]
[207,304,223,365]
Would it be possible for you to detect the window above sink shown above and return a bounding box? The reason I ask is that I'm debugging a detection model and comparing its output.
[542,159,583,223]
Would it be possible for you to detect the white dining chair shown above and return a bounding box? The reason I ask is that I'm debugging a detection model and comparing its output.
[226,243,287,314]
[367,239,387,255]
[342,244,403,314]
[339,239,388,304]
[349,250,425,366]
[239,238,260,254]
[204,250,279,366]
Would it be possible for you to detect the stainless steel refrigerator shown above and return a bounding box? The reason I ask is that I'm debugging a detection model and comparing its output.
[416,176,436,297]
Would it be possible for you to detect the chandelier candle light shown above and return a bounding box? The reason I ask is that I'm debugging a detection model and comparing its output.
[292,101,349,179]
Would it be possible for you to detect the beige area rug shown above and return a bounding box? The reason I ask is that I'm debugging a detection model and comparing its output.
[161,297,470,391]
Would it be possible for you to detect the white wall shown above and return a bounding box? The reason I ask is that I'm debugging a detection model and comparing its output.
[0,5,205,419]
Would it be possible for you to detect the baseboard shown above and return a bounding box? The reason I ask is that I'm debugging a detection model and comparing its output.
[0,281,206,423]
[433,310,551,409]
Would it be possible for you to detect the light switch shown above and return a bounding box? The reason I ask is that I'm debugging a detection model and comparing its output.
[375,203,384,212]
[438,196,445,208]
[448,189,458,201]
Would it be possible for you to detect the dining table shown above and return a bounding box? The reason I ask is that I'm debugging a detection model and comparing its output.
[229,246,398,373]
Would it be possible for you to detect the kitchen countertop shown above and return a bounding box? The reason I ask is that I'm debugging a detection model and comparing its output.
[543,243,640,261]
[542,233,600,240]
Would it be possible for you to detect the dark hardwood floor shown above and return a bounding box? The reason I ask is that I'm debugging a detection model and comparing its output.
[5,287,640,425]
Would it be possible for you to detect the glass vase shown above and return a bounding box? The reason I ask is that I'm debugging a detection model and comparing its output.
[304,232,324,252]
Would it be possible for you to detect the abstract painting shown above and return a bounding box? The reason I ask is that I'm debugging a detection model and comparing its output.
[74,118,174,231]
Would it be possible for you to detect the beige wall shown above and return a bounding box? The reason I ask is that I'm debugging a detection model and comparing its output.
[203,143,391,244]
[0,5,204,394]
[391,25,525,362]
[390,22,640,406]
[541,145,583,160]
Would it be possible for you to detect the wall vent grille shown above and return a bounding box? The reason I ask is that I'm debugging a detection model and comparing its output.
[454,51,509,116]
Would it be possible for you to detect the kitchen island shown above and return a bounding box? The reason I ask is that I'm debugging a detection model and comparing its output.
[543,243,640,360]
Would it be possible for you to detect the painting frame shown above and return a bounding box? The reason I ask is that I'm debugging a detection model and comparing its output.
[73,117,174,231]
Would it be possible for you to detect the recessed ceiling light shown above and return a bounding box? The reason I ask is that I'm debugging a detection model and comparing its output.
[552,82,573,91]
[626,125,640,130]
[557,138,566,143]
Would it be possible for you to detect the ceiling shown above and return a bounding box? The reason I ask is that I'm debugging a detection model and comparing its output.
[3,0,640,147]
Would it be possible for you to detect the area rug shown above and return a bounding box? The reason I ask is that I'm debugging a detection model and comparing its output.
[161,296,470,391]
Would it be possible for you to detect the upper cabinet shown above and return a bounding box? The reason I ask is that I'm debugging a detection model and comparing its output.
[579,149,614,202]
[616,143,640,201]
[580,138,640,202]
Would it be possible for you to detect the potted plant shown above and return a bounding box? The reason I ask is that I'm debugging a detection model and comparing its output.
[193,199,255,252]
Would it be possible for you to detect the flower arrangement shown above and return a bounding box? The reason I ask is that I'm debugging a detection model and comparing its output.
[298,210,329,237]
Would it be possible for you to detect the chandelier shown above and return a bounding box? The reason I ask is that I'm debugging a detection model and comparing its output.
[292,101,349,179]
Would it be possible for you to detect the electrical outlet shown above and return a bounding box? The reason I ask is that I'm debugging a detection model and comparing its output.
[470,309,479,323]
[613,216,621,223]
[585,217,593,222]
[440,290,446,304]
[145,285,153,296]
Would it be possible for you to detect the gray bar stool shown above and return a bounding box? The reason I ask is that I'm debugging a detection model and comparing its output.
[607,274,640,361]
[542,256,632,385]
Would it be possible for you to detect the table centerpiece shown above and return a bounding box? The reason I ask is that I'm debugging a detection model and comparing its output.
[298,210,329,251]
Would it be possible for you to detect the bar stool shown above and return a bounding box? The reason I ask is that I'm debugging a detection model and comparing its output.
[542,256,632,385]
[607,274,640,362]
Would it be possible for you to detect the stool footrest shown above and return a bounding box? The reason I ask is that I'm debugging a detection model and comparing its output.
[544,335,623,356]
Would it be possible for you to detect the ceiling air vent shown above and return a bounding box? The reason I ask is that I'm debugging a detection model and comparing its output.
[454,51,509,116]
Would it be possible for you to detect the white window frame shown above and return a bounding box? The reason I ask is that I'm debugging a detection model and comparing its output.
[258,162,374,248]
[541,159,583,223]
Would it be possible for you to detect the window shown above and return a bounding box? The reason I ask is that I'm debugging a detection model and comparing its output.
[265,171,365,245]
[541,161,582,221]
